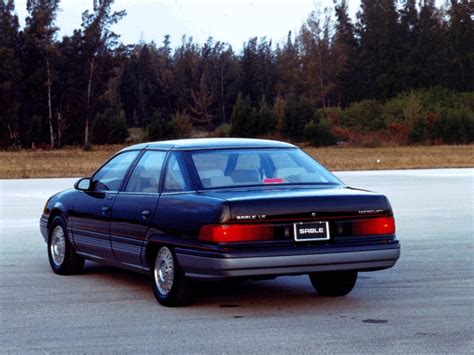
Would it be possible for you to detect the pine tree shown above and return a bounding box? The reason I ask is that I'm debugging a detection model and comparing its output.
[24,0,61,148]
[447,0,474,91]
[275,32,302,98]
[189,73,214,130]
[81,0,126,146]
[398,0,420,90]
[415,0,450,88]
[299,7,333,108]
[0,0,22,146]
[332,0,358,106]
[240,37,276,105]
[356,0,401,100]
[230,94,256,137]
[135,44,160,127]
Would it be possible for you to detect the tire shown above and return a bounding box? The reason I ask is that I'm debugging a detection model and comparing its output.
[151,246,193,307]
[47,216,84,275]
[309,271,358,297]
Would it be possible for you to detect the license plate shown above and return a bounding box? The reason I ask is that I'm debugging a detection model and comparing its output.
[293,221,330,241]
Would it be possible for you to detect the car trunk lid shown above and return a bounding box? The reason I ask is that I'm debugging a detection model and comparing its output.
[202,186,391,222]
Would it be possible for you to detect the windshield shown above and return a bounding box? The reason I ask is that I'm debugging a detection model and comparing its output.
[189,148,341,189]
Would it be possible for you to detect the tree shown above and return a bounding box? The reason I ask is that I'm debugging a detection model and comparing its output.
[299,7,334,108]
[332,0,358,106]
[147,111,175,140]
[275,32,302,98]
[256,96,276,134]
[173,36,201,115]
[356,0,401,100]
[240,37,276,105]
[81,0,126,146]
[447,0,474,91]
[108,109,129,143]
[397,0,419,90]
[273,95,287,135]
[230,94,256,137]
[56,31,87,146]
[135,44,159,127]
[414,0,450,88]
[284,96,315,139]
[24,0,61,148]
[0,0,22,147]
[189,73,214,130]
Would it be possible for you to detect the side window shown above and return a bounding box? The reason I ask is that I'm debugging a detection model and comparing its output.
[164,154,189,192]
[92,151,139,191]
[125,151,167,193]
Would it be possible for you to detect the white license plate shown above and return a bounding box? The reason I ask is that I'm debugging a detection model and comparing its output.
[293,221,330,241]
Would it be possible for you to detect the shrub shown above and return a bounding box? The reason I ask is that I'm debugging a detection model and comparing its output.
[383,96,408,123]
[214,123,232,137]
[460,92,474,111]
[434,107,474,144]
[402,94,431,144]
[408,116,430,144]
[315,107,343,126]
[304,118,335,147]
[92,109,130,144]
[230,94,258,137]
[91,112,110,145]
[171,112,193,138]
[412,87,460,111]
[285,96,314,140]
[342,99,384,131]
[108,111,129,144]
[147,111,176,140]
[256,96,276,135]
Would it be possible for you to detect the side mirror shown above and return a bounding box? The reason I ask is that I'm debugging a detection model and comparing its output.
[74,177,92,191]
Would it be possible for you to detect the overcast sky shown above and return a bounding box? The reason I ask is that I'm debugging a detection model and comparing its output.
[14,0,362,50]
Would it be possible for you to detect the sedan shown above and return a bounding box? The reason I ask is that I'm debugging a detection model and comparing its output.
[40,138,400,306]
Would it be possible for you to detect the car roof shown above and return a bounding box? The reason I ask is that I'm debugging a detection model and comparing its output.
[121,138,296,152]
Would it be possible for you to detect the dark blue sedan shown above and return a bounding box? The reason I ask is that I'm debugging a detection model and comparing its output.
[40,138,400,306]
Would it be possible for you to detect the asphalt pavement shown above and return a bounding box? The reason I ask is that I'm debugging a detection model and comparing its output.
[0,168,473,353]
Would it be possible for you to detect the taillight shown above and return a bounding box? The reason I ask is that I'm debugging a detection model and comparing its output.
[352,217,395,236]
[199,224,273,243]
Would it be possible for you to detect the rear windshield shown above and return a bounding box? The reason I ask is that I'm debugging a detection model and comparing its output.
[189,148,341,189]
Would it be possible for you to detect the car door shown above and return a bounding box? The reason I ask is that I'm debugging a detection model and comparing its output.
[70,150,140,260]
[110,150,167,269]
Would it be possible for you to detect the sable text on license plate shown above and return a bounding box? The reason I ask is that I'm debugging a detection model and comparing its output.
[294,221,330,241]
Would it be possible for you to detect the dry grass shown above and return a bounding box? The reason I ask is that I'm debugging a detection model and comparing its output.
[0,145,123,179]
[0,144,472,179]
[307,145,474,171]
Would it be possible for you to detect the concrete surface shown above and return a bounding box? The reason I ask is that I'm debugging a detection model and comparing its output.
[0,169,473,353]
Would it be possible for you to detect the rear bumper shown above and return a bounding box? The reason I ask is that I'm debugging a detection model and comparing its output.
[176,242,400,281]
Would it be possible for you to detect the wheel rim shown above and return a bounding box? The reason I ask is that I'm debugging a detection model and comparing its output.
[50,225,66,267]
[154,247,175,296]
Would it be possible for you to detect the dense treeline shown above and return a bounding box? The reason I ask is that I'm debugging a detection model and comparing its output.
[0,0,473,149]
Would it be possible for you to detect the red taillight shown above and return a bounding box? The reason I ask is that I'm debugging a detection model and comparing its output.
[199,224,273,243]
[352,217,395,236]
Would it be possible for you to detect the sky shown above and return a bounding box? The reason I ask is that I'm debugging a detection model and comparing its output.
[14,0,362,50]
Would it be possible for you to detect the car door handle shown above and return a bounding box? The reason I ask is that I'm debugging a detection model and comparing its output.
[141,209,151,219]
[101,206,111,215]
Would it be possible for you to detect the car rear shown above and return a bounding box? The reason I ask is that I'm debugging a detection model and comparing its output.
[174,186,399,280]
[173,145,399,281]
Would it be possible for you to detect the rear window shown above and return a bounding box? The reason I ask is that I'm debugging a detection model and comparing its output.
[190,148,341,189]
